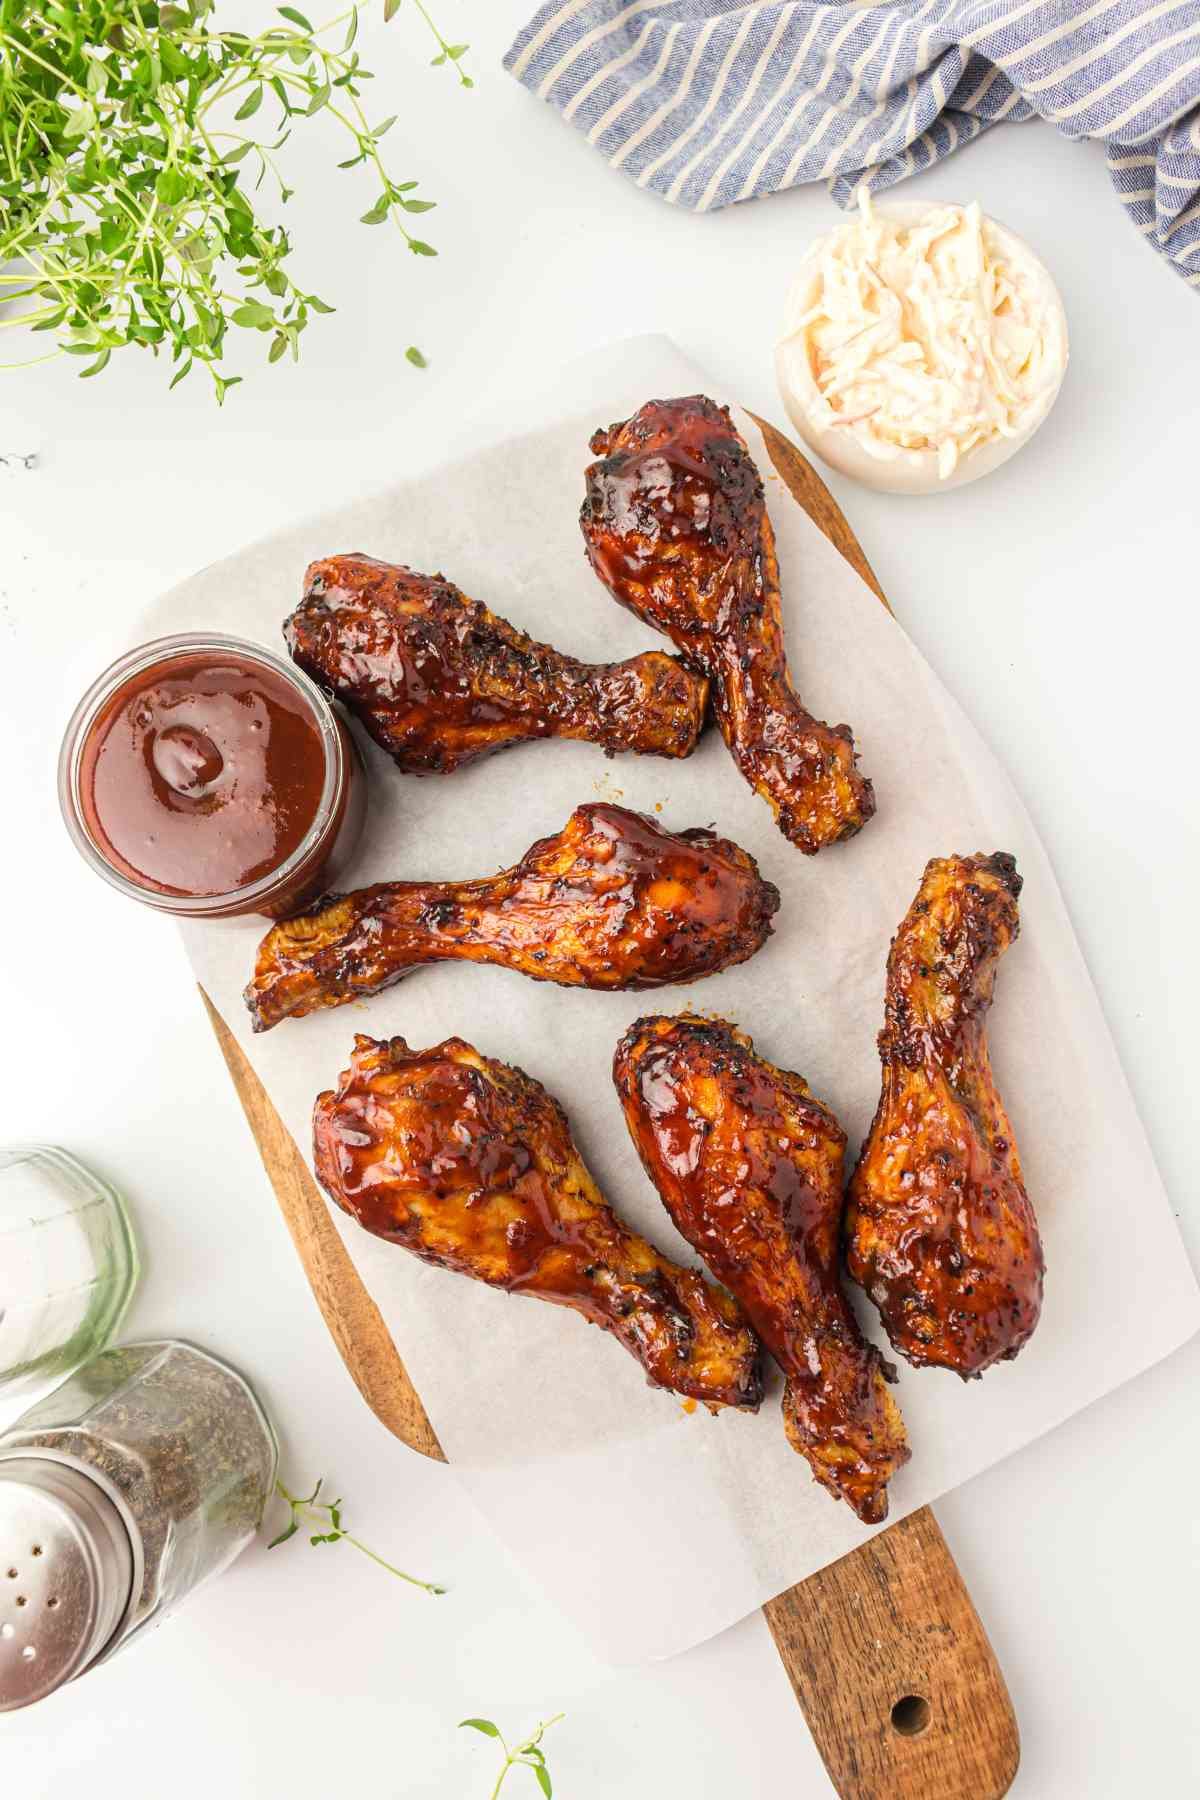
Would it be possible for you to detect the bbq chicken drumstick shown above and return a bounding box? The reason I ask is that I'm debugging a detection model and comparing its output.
[245,802,780,1031]
[286,553,709,773]
[846,853,1044,1378]
[614,1015,909,1523]
[313,1033,764,1410]
[581,396,874,853]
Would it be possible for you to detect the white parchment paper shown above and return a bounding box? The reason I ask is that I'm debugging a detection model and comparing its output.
[147,337,1200,1664]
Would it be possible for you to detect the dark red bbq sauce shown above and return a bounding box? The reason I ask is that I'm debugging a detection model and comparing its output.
[79,652,328,897]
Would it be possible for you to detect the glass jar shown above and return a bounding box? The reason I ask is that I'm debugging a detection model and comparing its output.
[0,1341,278,1709]
[59,632,366,919]
[0,1147,139,1401]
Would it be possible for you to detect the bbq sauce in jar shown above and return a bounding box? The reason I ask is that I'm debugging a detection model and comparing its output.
[61,634,365,919]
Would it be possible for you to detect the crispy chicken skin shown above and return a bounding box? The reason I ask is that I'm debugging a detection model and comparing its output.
[580,396,875,853]
[614,1015,910,1523]
[286,553,709,773]
[313,1033,764,1409]
[846,853,1044,1378]
[244,802,780,1031]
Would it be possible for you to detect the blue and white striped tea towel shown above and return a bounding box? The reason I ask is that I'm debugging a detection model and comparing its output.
[505,1,1200,287]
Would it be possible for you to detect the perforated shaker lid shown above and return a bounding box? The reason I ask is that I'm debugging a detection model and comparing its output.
[0,1456,134,1710]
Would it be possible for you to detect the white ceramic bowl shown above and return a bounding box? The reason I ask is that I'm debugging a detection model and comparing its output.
[775,200,1069,496]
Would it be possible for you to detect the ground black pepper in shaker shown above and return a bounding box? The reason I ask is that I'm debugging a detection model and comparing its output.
[0,1339,277,1710]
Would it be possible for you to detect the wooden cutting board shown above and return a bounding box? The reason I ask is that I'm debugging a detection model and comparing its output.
[201,418,1020,1800]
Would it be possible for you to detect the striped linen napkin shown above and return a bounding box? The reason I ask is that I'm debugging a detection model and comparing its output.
[505,0,1200,287]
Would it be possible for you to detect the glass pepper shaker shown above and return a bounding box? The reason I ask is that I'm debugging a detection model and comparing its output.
[0,1340,278,1710]
[0,1147,139,1400]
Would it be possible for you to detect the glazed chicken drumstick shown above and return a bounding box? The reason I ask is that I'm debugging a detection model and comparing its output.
[580,395,874,853]
[313,1033,764,1409]
[846,854,1044,1378]
[286,553,709,773]
[614,1015,910,1523]
[245,802,779,1031]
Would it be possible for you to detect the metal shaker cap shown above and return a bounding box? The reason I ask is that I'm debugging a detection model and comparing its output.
[0,1456,134,1710]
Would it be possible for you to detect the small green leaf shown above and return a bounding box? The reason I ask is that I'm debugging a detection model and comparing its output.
[343,6,358,50]
[214,375,243,406]
[63,103,97,140]
[405,345,427,368]
[232,301,275,328]
[533,1765,552,1798]
[459,1720,501,1738]
[169,358,194,391]
[407,239,437,256]
[155,166,188,204]
[383,0,401,19]
[447,44,469,60]
[234,84,264,120]
[268,333,288,362]
[278,4,314,27]
[79,348,112,379]
[360,194,390,224]
[373,116,398,139]
[400,197,436,213]
[266,1518,299,1549]
[222,141,253,164]
[306,295,336,314]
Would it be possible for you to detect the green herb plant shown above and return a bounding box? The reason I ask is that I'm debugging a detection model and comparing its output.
[460,1713,564,1800]
[268,1476,446,1594]
[0,0,471,398]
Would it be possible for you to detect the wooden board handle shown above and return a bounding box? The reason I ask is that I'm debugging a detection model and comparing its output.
[764,1510,1019,1800]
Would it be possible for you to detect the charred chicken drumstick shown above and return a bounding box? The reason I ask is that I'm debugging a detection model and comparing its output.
[614,1014,909,1523]
[286,553,709,773]
[313,1033,764,1410]
[846,853,1044,1378]
[580,395,874,853]
[245,802,779,1031]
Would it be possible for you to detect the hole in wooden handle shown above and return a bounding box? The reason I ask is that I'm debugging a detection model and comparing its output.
[891,1694,932,1738]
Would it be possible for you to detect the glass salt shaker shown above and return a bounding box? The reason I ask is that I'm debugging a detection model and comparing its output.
[0,1340,278,1710]
[0,1147,139,1400]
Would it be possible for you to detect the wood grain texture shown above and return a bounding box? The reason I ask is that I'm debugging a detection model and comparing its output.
[751,411,889,610]
[198,416,1018,1799]
[764,1510,1019,1800]
[200,987,445,1462]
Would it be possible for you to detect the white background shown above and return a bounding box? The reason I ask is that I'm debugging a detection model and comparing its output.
[2,4,1198,1794]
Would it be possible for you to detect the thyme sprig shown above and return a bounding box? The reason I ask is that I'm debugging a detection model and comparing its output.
[0,0,471,397]
[268,1476,446,1594]
[460,1714,564,1800]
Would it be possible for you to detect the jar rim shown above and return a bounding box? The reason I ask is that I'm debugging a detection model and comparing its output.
[58,631,345,917]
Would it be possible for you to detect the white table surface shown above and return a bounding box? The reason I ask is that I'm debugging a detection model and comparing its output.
[2,6,1198,1793]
